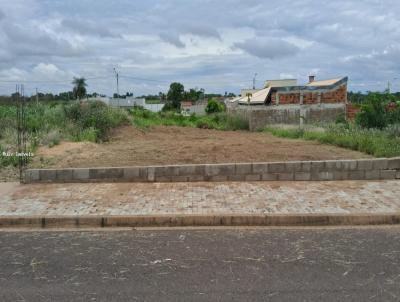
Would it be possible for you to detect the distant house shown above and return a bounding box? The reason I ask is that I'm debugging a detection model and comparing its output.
[227,76,349,130]
[181,101,207,116]
[109,97,146,108]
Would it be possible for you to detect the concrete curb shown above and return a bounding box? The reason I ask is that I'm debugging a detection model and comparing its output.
[1,213,400,228]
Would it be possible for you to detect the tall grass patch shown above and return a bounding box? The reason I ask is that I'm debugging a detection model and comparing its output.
[130,108,249,131]
[265,124,400,158]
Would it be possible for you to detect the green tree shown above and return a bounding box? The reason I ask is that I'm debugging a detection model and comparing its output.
[166,82,184,109]
[72,77,87,100]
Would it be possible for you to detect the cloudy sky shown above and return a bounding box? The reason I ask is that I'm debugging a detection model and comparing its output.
[0,0,399,96]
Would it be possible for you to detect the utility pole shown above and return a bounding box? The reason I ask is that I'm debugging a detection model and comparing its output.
[387,81,391,94]
[35,88,39,106]
[113,67,120,107]
[252,73,257,90]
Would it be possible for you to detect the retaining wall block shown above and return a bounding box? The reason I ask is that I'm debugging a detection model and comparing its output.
[289,161,303,172]
[228,175,246,181]
[268,162,286,173]
[205,164,235,176]
[154,176,172,182]
[300,162,312,172]
[170,176,189,182]
[89,168,123,180]
[380,170,397,180]
[277,172,294,181]
[311,161,325,172]
[210,175,228,181]
[365,170,381,180]
[147,167,155,182]
[387,158,400,170]
[348,170,366,180]
[187,175,205,182]
[357,159,374,170]
[396,171,400,179]
[318,171,334,181]
[325,160,342,170]
[73,168,89,181]
[39,169,56,182]
[294,172,311,181]
[373,159,388,170]
[178,165,205,176]
[123,167,140,180]
[333,171,348,181]
[252,163,269,174]
[342,160,357,171]
[235,163,252,175]
[56,169,73,182]
[245,174,261,181]
[25,170,39,182]
[155,166,180,177]
[262,173,278,181]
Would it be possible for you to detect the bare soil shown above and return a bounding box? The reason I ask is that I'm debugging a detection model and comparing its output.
[29,125,370,169]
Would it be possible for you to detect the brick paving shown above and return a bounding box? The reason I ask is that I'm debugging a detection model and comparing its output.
[1,180,400,217]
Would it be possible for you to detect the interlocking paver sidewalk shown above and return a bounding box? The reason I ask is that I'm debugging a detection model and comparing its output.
[0,180,400,216]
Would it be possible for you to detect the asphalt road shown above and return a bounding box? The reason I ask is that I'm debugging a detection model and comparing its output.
[1,227,400,302]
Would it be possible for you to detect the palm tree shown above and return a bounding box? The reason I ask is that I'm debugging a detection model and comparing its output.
[72,77,87,100]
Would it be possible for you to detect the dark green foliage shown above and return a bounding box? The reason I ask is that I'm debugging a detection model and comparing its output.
[355,93,399,129]
[335,113,347,125]
[205,99,224,114]
[166,82,185,109]
[72,77,87,100]
[131,108,248,131]
[64,101,128,141]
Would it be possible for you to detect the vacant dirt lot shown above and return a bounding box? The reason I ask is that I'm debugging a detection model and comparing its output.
[29,125,370,169]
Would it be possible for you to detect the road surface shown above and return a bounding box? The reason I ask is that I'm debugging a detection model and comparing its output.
[1,227,400,301]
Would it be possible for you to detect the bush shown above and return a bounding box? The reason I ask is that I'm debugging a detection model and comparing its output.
[41,130,61,147]
[205,99,224,114]
[64,101,128,141]
[355,93,400,129]
[355,94,387,129]
[130,108,248,131]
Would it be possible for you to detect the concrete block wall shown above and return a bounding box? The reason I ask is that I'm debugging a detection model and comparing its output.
[25,158,400,184]
[246,104,345,130]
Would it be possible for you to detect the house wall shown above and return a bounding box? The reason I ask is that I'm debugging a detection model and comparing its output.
[227,103,346,131]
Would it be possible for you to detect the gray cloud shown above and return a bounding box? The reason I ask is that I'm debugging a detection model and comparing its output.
[159,32,185,48]
[234,38,300,59]
[61,19,120,38]
[0,9,5,21]
[3,23,87,57]
[1,0,400,95]
[183,25,221,40]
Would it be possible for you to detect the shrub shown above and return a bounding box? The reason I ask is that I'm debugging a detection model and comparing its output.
[41,130,61,147]
[75,127,98,142]
[205,99,224,114]
[355,93,400,129]
[355,95,387,129]
[64,101,128,141]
